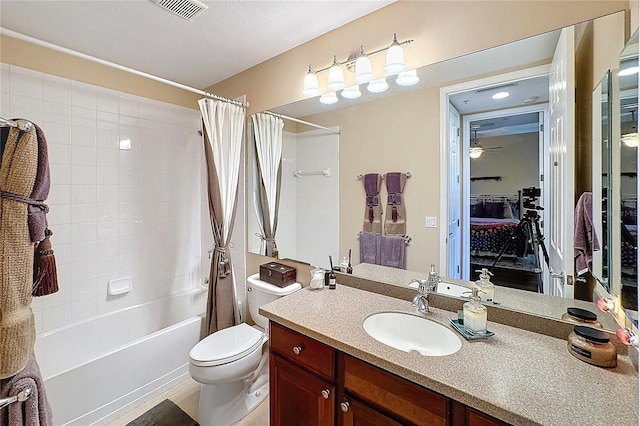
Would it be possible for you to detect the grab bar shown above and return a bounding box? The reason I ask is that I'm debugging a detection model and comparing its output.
[0,388,32,410]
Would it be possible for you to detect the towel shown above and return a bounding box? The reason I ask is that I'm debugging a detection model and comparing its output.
[574,192,600,276]
[384,172,407,236]
[0,352,53,426]
[359,232,381,265]
[27,124,51,244]
[379,235,406,269]
[362,174,383,234]
[0,126,38,379]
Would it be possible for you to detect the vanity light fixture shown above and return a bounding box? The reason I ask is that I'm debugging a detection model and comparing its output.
[302,34,414,104]
[622,132,639,148]
[492,91,510,99]
[618,66,639,76]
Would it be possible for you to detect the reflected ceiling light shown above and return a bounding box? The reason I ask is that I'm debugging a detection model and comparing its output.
[367,78,389,93]
[302,34,413,104]
[319,92,339,105]
[619,66,639,77]
[469,147,483,159]
[396,69,419,86]
[341,85,362,99]
[384,33,406,74]
[622,132,639,147]
[302,65,320,96]
[327,56,346,91]
[354,46,375,84]
[492,91,510,99]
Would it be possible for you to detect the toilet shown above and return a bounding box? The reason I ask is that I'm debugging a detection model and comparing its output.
[189,273,301,426]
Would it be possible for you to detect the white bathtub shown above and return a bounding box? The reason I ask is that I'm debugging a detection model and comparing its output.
[34,290,206,425]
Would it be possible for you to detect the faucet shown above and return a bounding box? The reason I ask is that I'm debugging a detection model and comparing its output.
[410,264,441,314]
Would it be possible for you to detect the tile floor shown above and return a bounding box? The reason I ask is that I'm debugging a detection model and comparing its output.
[106,376,269,425]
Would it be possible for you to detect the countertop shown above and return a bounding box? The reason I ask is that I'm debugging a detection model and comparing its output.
[260,284,639,426]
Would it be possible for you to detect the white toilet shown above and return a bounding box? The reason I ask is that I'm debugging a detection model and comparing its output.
[189,273,301,426]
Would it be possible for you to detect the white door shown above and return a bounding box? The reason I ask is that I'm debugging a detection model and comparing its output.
[548,26,575,298]
[448,105,461,278]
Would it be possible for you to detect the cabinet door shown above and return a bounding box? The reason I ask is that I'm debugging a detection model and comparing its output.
[340,397,403,426]
[271,355,334,426]
[467,408,510,426]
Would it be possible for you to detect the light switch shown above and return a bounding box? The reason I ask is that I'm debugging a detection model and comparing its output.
[425,216,437,228]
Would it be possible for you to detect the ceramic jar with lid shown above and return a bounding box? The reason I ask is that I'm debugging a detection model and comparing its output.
[567,325,617,368]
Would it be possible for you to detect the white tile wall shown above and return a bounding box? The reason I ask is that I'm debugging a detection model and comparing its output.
[1,64,205,333]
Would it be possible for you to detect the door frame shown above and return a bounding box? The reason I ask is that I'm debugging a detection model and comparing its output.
[439,65,551,277]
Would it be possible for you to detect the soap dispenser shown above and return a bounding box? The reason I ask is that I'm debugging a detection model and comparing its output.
[463,287,487,335]
[475,268,494,303]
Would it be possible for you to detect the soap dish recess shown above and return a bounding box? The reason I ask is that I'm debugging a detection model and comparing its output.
[107,277,132,295]
[449,318,494,340]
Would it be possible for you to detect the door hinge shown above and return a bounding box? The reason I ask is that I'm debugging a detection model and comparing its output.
[540,123,544,132]
[540,174,544,182]
[457,219,460,226]
[457,128,460,137]
[457,265,460,274]
[457,175,460,184]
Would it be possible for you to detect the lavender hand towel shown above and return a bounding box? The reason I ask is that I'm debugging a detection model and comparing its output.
[359,232,380,265]
[379,235,406,269]
[0,352,53,426]
[574,192,600,276]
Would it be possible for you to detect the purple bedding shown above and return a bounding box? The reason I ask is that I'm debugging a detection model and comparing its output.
[470,218,526,256]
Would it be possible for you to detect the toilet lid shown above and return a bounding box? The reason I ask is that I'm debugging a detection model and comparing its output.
[189,323,264,367]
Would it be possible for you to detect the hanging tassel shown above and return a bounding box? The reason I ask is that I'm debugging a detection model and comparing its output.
[33,229,59,297]
[392,205,398,222]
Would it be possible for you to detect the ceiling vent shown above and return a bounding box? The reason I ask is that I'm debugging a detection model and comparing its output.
[152,0,208,21]
[475,83,518,94]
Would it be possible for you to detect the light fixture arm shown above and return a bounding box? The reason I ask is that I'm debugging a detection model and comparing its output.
[311,38,413,73]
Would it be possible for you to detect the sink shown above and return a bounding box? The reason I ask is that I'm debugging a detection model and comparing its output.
[407,280,470,298]
[363,312,462,356]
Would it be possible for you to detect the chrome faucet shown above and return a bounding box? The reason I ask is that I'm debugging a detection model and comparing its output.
[409,265,441,315]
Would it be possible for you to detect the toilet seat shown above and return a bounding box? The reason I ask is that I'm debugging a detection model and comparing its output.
[190,323,264,367]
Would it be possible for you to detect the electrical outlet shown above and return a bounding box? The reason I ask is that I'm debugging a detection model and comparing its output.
[425,216,437,228]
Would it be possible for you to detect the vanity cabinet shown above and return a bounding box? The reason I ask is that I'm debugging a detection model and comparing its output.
[269,322,510,426]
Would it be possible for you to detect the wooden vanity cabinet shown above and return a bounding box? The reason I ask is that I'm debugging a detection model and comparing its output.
[269,323,510,426]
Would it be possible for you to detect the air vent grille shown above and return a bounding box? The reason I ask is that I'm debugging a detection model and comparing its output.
[152,0,208,20]
[475,82,517,94]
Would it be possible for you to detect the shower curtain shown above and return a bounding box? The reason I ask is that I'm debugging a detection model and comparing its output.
[251,113,284,258]
[199,98,245,334]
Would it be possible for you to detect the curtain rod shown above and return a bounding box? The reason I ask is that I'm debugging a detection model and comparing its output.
[264,111,340,135]
[0,28,248,108]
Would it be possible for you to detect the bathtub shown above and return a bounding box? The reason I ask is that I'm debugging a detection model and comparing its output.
[34,290,206,425]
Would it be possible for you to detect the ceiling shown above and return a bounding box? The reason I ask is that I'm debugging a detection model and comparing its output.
[0,0,393,89]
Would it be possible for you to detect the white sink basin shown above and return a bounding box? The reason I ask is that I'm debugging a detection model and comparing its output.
[363,312,462,356]
[407,280,470,298]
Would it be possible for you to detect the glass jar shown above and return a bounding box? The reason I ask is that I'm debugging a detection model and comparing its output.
[561,307,603,328]
[567,325,617,368]
[309,268,325,290]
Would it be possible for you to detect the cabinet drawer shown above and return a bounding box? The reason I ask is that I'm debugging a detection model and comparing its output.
[342,353,448,426]
[270,322,335,381]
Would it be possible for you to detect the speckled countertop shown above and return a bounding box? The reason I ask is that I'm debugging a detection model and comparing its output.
[260,285,639,426]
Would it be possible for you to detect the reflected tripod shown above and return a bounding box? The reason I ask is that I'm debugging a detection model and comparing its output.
[490,208,550,293]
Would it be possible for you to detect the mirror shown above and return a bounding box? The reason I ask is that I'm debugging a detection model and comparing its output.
[616,31,638,321]
[592,71,612,291]
[247,15,635,332]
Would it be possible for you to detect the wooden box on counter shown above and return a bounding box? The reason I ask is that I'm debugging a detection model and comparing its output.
[259,262,297,287]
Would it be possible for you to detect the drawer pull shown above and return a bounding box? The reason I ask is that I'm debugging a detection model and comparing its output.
[292,346,303,355]
[321,389,331,399]
[340,401,350,412]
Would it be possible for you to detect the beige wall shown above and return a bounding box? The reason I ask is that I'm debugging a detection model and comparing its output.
[0,35,200,109]
[209,1,627,115]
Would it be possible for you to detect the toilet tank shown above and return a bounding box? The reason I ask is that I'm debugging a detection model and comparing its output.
[247,273,301,330]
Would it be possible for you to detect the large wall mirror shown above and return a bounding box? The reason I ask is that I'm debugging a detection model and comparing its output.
[247,12,637,332]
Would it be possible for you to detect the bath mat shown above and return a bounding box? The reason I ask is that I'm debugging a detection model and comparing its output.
[126,399,198,426]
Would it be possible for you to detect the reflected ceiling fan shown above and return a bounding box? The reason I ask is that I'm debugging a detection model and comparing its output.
[470,130,502,158]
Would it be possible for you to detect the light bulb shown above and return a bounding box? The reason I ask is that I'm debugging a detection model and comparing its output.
[302,65,320,96]
[470,147,483,159]
[327,56,346,91]
[319,92,339,105]
[367,78,389,93]
[492,91,510,99]
[384,34,406,74]
[341,85,362,99]
[396,69,419,86]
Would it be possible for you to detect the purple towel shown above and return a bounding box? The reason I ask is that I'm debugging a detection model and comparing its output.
[0,352,53,426]
[574,192,600,276]
[364,173,380,223]
[359,232,380,265]
[379,235,406,269]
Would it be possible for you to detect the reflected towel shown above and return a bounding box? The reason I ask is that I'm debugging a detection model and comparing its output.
[359,232,380,265]
[379,235,406,269]
[0,352,53,426]
[574,192,600,276]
